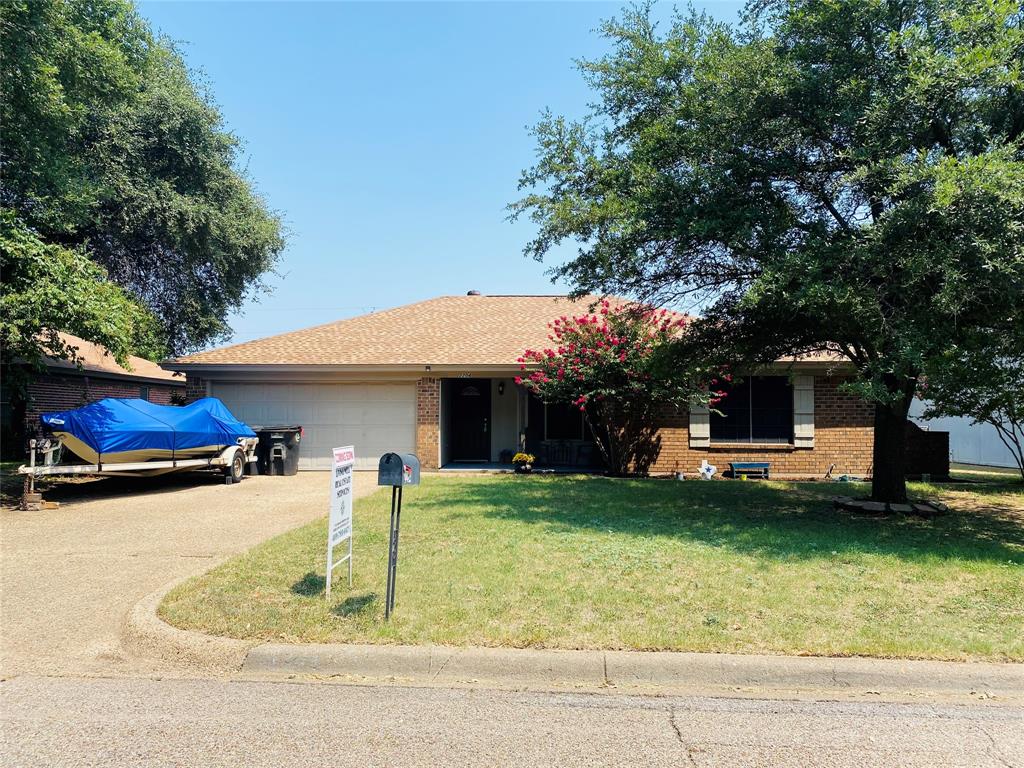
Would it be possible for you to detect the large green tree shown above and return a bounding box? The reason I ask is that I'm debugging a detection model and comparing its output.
[0,0,284,358]
[512,0,1024,502]
[0,212,160,374]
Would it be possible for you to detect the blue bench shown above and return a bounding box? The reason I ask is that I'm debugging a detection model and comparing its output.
[729,462,771,479]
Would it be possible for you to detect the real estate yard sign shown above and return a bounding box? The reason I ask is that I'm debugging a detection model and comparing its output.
[326,445,355,596]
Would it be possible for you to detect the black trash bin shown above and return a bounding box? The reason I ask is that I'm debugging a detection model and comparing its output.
[254,426,303,476]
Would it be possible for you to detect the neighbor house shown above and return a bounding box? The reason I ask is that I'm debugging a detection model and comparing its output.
[164,293,948,478]
[2,332,185,458]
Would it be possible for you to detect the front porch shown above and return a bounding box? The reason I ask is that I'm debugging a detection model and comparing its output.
[438,377,601,471]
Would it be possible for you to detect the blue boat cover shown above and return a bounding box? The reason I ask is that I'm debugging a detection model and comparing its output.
[40,397,256,460]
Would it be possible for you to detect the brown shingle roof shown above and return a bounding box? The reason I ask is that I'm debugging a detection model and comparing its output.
[170,295,614,368]
[167,294,845,370]
[45,332,183,384]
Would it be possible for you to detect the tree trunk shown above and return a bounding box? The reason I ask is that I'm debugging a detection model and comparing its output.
[870,392,914,503]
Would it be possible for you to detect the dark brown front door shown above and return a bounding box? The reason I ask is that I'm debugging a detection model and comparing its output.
[449,379,491,461]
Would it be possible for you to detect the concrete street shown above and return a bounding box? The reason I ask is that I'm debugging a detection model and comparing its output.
[2,676,1022,767]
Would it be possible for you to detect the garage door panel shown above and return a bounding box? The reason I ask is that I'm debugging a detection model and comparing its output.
[364,403,415,425]
[210,382,416,470]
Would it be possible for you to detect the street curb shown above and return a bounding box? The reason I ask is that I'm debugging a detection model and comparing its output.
[243,642,1024,700]
[122,577,256,676]
[125,582,1024,700]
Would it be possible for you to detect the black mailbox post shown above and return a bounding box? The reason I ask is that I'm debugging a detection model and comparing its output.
[377,453,420,619]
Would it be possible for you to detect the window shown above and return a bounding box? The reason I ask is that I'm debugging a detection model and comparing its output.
[545,402,585,440]
[139,386,150,402]
[710,376,793,444]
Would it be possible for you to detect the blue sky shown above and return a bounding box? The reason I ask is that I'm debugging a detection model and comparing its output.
[139,1,746,346]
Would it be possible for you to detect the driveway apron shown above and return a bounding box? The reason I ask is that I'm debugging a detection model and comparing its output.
[0,471,377,677]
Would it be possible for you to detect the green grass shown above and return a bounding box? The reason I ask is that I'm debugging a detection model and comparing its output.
[160,475,1024,660]
[951,462,1023,484]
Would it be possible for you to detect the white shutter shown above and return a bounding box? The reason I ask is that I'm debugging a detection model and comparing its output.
[793,375,815,448]
[689,402,711,448]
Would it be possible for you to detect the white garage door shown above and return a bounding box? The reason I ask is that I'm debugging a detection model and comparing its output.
[211,382,416,470]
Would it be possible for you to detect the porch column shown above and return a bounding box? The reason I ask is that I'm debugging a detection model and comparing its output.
[416,377,441,469]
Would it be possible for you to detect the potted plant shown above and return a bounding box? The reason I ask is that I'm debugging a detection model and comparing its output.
[511,452,535,474]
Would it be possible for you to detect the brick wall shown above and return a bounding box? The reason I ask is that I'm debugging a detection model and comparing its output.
[416,377,441,469]
[648,375,875,479]
[184,374,208,403]
[23,372,183,439]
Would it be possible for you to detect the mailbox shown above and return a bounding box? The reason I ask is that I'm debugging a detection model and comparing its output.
[378,452,420,487]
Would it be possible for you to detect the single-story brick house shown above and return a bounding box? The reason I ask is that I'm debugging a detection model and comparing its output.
[165,293,948,478]
[1,332,186,458]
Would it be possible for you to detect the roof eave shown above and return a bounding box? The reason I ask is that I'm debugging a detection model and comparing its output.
[163,358,853,377]
[161,362,525,376]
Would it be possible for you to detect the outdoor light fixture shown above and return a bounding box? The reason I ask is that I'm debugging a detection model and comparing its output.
[498,382,505,396]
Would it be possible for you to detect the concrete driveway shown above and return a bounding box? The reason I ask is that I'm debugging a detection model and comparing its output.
[0,471,377,677]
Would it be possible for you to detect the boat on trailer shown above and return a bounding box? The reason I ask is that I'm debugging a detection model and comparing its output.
[19,397,259,486]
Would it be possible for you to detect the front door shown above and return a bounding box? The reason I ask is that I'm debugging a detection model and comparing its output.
[449,379,491,461]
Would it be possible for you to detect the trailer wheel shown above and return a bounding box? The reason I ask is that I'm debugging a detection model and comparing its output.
[225,448,245,484]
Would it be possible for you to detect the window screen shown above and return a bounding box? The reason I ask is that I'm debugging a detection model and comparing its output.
[710,376,793,444]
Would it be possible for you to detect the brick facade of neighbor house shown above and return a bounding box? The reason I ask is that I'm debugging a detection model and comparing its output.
[2,332,186,457]
[644,375,875,479]
[21,372,181,441]
[416,377,441,470]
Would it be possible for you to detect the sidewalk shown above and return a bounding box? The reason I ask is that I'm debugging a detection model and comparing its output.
[238,642,1024,702]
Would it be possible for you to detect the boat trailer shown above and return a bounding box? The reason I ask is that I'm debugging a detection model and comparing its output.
[18,436,259,500]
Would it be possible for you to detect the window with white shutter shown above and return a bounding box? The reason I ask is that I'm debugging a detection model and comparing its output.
[689,402,710,448]
[792,374,815,448]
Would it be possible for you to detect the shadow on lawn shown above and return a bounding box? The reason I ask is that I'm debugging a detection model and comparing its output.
[428,476,1024,565]
[332,592,378,617]
[291,572,325,596]
[291,573,378,617]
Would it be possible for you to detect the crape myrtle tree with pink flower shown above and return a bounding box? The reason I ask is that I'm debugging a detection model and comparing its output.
[516,299,725,476]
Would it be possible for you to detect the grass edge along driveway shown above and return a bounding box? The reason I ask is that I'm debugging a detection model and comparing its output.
[160,474,1024,661]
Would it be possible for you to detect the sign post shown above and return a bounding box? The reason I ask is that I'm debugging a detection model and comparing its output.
[326,445,355,597]
[376,452,420,619]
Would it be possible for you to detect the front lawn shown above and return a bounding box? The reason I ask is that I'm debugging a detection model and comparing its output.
[160,475,1024,660]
